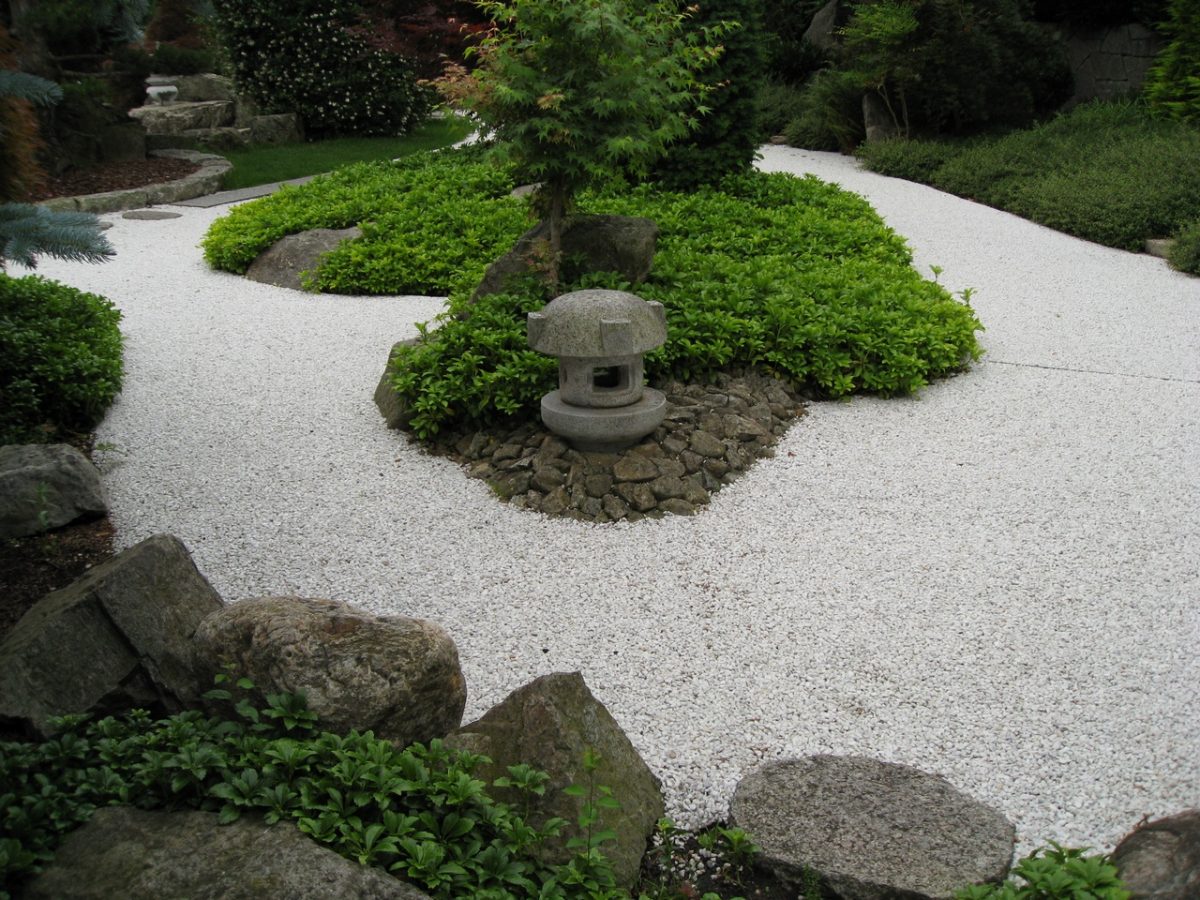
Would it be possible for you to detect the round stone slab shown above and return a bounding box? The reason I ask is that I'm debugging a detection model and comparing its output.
[730,756,1015,899]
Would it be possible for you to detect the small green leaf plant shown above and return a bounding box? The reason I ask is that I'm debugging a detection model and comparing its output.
[0,676,634,900]
[954,842,1131,900]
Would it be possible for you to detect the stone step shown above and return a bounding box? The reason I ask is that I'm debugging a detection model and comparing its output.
[128,100,235,136]
[145,113,302,151]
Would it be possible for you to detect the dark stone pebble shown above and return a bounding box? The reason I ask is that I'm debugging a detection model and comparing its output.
[426,370,807,523]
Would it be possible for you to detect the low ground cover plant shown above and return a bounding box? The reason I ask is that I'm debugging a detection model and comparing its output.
[857,99,1200,254]
[0,682,621,899]
[204,147,982,439]
[0,273,123,446]
[954,842,1129,900]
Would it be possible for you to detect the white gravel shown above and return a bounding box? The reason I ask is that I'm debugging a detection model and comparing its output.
[24,146,1200,855]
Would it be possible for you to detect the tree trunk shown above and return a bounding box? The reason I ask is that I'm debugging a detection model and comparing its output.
[544,178,567,293]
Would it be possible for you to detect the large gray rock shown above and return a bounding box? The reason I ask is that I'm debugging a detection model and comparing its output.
[244,227,362,291]
[0,444,106,539]
[375,338,422,430]
[22,807,432,899]
[193,596,466,747]
[803,0,841,52]
[862,92,900,143]
[445,671,663,889]
[470,215,658,306]
[0,534,224,737]
[171,73,237,103]
[1112,810,1200,900]
[128,100,235,135]
[729,756,1015,899]
[249,113,304,145]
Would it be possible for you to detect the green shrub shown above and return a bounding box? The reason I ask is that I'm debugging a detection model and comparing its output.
[209,0,432,137]
[205,148,982,439]
[855,136,964,182]
[783,68,865,151]
[151,43,218,76]
[20,0,149,59]
[859,100,1200,252]
[1145,0,1200,126]
[1168,221,1200,275]
[0,273,123,445]
[650,0,769,190]
[837,0,1072,138]
[931,100,1200,250]
[42,77,130,172]
[0,684,621,899]
[754,77,809,138]
[954,842,1129,900]
[762,0,833,83]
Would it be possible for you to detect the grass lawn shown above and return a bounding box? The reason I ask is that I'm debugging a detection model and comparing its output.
[210,116,475,191]
[855,100,1200,259]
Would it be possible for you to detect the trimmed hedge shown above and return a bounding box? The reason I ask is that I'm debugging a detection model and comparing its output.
[858,100,1200,252]
[203,148,983,438]
[0,273,124,445]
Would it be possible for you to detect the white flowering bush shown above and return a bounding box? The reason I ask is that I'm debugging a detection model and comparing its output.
[210,0,433,136]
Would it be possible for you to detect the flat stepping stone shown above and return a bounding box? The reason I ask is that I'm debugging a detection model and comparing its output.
[122,210,182,220]
[730,756,1015,899]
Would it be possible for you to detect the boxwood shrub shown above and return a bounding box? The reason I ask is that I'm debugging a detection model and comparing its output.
[203,148,982,438]
[1168,221,1200,275]
[857,100,1200,252]
[0,273,123,445]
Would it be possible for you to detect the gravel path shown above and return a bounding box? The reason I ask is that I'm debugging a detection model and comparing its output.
[26,146,1199,854]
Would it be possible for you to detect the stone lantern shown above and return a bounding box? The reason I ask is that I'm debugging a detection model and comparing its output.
[527,288,667,452]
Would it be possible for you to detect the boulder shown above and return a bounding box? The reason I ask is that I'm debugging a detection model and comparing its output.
[444,671,663,889]
[469,215,658,306]
[128,100,236,135]
[172,73,237,103]
[803,0,841,52]
[0,534,224,737]
[244,227,362,291]
[375,338,422,430]
[21,807,432,899]
[729,756,1015,899]
[249,113,304,146]
[0,444,106,539]
[193,596,466,748]
[180,125,252,151]
[862,92,900,143]
[1112,810,1200,900]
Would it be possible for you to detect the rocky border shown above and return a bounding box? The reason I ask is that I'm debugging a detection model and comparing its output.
[419,371,808,523]
[37,150,231,215]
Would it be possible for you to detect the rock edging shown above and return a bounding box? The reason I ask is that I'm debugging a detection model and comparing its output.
[396,369,808,523]
[38,150,231,215]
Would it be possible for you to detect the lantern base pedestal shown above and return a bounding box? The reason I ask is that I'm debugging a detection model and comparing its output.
[540,389,666,452]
